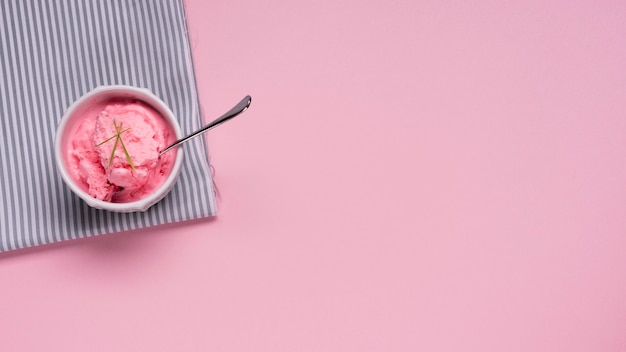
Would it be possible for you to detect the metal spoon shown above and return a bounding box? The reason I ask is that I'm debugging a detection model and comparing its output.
[160,95,252,156]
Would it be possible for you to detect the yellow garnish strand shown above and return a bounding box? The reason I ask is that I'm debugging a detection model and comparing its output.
[97,119,135,172]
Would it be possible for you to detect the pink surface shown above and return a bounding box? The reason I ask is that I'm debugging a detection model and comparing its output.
[1,0,626,351]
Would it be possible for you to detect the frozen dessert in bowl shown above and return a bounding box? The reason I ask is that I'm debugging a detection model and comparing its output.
[55,85,184,212]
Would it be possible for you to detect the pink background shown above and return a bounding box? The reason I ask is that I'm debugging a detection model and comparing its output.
[1,0,625,351]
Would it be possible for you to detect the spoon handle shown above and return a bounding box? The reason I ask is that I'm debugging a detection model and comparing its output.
[160,95,252,156]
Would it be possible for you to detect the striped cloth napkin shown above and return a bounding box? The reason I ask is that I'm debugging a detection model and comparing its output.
[0,0,217,252]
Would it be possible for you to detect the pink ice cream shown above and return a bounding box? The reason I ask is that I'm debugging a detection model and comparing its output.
[65,98,177,203]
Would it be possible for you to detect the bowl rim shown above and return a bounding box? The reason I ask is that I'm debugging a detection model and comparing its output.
[54,85,184,212]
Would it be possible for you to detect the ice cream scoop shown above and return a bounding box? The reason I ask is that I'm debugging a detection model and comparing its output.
[73,99,176,202]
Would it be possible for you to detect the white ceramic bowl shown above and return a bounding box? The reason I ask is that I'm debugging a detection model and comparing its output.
[54,85,184,212]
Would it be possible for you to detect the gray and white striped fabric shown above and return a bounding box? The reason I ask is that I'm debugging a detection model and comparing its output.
[0,0,217,252]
